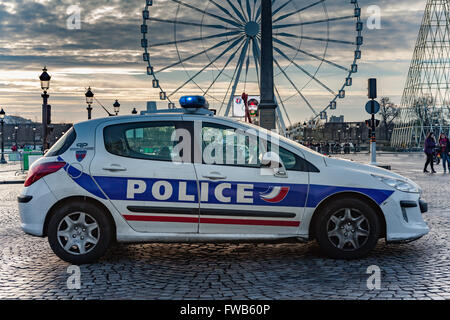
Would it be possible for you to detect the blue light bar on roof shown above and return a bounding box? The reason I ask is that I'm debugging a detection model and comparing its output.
[179,95,208,109]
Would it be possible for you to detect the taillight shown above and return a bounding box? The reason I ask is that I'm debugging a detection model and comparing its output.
[24,161,66,187]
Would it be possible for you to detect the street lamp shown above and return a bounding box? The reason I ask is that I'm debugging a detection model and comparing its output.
[132,108,138,115]
[39,66,51,151]
[0,108,6,164]
[14,126,18,146]
[113,100,120,116]
[85,87,94,120]
[32,127,36,150]
[303,121,307,142]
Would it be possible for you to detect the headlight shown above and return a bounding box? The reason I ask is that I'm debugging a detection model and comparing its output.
[371,174,420,193]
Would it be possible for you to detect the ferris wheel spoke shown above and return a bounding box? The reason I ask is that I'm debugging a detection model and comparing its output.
[275,103,287,135]
[251,38,261,89]
[151,30,242,48]
[255,0,277,21]
[273,37,349,72]
[208,0,243,25]
[274,15,355,29]
[274,57,319,116]
[169,0,243,28]
[245,0,253,22]
[148,17,232,30]
[274,0,325,23]
[251,0,258,20]
[204,41,246,96]
[272,0,294,18]
[243,45,251,91]
[156,36,240,73]
[236,0,249,22]
[224,0,248,24]
[276,32,356,45]
[168,37,245,98]
[274,46,336,96]
[275,85,293,127]
[224,39,250,116]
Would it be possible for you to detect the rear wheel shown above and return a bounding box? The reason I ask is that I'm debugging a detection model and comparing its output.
[48,202,113,264]
[314,197,381,259]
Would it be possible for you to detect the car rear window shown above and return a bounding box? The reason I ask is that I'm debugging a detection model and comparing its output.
[103,121,178,161]
[45,127,76,157]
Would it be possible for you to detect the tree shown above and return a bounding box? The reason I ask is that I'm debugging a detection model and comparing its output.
[410,95,434,127]
[379,97,400,141]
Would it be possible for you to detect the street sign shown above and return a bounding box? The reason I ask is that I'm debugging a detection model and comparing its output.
[233,95,260,117]
[365,100,380,114]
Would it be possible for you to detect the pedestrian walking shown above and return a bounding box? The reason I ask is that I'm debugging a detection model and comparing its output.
[439,133,450,173]
[424,132,436,173]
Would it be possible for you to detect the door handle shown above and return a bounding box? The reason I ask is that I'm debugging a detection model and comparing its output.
[102,164,127,172]
[203,172,227,180]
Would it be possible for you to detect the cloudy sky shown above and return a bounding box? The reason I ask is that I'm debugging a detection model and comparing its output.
[0,0,428,124]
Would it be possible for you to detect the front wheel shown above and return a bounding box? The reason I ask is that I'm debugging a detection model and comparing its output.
[47,202,113,264]
[314,197,381,259]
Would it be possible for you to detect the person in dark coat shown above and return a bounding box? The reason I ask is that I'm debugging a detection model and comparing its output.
[438,133,450,173]
[424,132,436,173]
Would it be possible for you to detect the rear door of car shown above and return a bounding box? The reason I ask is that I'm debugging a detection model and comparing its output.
[89,116,200,233]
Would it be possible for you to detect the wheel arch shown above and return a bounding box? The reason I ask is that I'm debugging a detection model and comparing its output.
[308,191,387,240]
[43,196,116,241]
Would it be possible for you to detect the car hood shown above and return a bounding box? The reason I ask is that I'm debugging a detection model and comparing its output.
[323,156,419,188]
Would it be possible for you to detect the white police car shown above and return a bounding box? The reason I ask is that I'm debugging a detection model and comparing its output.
[18,96,429,264]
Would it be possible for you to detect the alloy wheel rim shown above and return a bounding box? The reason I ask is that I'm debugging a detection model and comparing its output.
[326,208,370,251]
[57,212,100,255]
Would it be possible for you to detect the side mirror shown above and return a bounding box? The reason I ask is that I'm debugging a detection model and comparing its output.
[261,152,287,178]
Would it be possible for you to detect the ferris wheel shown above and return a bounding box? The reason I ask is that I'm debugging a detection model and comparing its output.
[140,0,363,131]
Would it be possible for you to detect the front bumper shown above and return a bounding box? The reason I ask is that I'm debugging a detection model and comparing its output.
[380,192,429,243]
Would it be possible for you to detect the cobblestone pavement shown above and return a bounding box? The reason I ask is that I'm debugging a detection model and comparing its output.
[0,153,449,300]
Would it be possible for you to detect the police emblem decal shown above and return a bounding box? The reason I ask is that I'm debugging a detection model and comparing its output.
[76,150,87,162]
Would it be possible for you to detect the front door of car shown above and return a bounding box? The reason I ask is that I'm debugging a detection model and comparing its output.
[193,120,309,235]
[90,117,199,233]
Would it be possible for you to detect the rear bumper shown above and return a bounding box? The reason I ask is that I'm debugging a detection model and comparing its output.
[18,180,57,237]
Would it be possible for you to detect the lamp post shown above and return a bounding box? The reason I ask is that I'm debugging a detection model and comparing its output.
[113,100,120,116]
[85,87,94,120]
[39,66,51,151]
[303,121,307,142]
[0,108,6,164]
[14,126,18,146]
[258,0,277,130]
[32,127,36,150]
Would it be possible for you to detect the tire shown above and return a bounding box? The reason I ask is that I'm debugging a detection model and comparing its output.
[47,202,113,264]
[314,197,381,259]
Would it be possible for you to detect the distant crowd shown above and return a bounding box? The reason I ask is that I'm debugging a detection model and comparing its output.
[300,141,361,155]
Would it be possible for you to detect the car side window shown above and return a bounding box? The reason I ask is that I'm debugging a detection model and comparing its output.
[104,122,177,161]
[202,123,260,168]
[273,145,319,172]
[201,122,318,172]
